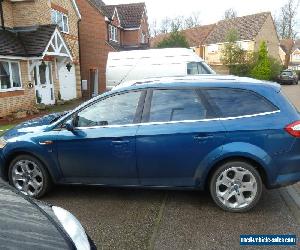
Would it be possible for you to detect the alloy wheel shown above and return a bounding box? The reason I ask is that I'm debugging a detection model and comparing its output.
[215,166,258,209]
[11,159,44,197]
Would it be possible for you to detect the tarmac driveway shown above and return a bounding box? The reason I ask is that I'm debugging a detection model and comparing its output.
[42,84,300,250]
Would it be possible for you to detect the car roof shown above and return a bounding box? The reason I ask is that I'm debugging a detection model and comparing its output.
[48,75,281,130]
[111,75,281,93]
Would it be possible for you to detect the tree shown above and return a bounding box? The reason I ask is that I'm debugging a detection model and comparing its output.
[221,29,247,73]
[184,11,201,29]
[224,8,237,19]
[250,41,272,80]
[275,0,299,39]
[150,19,159,37]
[170,16,185,32]
[159,17,172,34]
[156,31,189,48]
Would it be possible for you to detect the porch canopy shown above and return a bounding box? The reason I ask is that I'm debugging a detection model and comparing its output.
[0,25,73,73]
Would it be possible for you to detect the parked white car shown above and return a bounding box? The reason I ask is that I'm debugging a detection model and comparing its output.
[106,48,215,90]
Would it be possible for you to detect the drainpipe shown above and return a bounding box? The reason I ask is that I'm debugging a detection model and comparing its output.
[77,18,84,98]
[0,0,5,30]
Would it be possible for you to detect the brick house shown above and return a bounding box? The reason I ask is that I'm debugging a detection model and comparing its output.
[76,0,149,98]
[151,12,280,74]
[0,0,81,118]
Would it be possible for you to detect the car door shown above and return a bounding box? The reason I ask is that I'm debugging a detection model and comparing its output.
[55,90,145,185]
[136,88,226,187]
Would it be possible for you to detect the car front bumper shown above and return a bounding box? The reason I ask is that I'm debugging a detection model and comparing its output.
[0,152,5,179]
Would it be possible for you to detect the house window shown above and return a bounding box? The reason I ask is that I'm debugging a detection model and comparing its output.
[51,9,69,33]
[141,32,146,43]
[0,61,22,90]
[293,53,300,61]
[109,25,118,42]
[207,44,218,53]
[237,41,249,51]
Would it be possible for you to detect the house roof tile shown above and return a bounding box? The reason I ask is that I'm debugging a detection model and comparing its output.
[91,1,146,29]
[0,25,56,57]
[205,12,271,44]
[182,24,216,46]
[150,24,216,47]
[280,39,294,54]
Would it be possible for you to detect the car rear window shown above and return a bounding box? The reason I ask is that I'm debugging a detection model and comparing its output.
[281,71,293,76]
[203,88,278,118]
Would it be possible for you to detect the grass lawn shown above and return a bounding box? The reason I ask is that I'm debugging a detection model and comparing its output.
[0,124,15,136]
[44,99,84,113]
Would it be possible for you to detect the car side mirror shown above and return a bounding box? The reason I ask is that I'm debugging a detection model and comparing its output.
[65,119,74,131]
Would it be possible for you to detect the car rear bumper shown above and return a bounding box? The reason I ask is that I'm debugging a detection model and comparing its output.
[278,79,295,84]
[268,172,300,189]
[267,150,300,188]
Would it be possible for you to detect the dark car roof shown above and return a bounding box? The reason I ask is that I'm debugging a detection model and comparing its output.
[0,180,70,249]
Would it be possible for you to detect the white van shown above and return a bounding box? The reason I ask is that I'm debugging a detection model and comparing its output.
[106,48,215,90]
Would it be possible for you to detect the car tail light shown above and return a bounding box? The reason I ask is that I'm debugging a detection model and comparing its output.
[285,121,300,137]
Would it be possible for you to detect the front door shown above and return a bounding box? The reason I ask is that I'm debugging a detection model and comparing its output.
[55,90,144,185]
[34,62,55,105]
[136,88,226,187]
[58,61,77,100]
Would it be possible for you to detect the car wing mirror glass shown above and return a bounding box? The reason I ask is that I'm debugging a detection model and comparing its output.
[65,119,75,131]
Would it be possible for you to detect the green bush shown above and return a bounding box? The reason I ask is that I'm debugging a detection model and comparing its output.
[250,42,271,80]
[269,57,283,81]
[156,31,189,48]
[221,39,283,81]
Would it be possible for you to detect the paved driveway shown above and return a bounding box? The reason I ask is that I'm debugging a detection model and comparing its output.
[282,83,300,111]
[43,84,300,250]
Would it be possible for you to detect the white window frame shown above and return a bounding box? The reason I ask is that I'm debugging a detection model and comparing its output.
[237,41,249,51]
[207,44,218,53]
[51,9,69,34]
[0,60,23,92]
[141,32,146,43]
[109,25,118,43]
[293,53,300,61]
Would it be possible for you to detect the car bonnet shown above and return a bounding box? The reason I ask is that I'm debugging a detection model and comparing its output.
[0,181,73,249]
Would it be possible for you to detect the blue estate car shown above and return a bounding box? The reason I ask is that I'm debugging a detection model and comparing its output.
[1,76,300,212]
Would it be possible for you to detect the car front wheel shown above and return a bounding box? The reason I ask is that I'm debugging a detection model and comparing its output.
[8,155,52,198]
[210,161,262,212]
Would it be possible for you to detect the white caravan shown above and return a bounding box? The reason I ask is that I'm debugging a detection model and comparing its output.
[106,48,215,89]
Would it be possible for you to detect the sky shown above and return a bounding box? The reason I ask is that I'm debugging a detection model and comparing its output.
[106,0,300,28]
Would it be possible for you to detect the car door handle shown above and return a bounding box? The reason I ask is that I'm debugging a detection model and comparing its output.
[112,140,130,144]
[194,135,214,140]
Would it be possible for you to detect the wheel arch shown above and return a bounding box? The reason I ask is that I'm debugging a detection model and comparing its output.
[204,156,268,190]
[4,150,59,183]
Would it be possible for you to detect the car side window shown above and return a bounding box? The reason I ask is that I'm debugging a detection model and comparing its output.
[75,91,141,127]
[187,62,210,75]
[203,88,278,118]
[148,89,209,122]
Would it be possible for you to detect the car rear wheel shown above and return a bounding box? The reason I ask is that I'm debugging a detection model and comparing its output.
[8,155,52,198]
[210,161,262,212]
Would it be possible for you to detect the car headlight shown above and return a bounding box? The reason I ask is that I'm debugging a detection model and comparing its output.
[52,206,90,250]
[0,138,7,149]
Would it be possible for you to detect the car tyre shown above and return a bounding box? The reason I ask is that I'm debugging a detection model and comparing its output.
[210,161,262,213]
[8,154,52,198]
